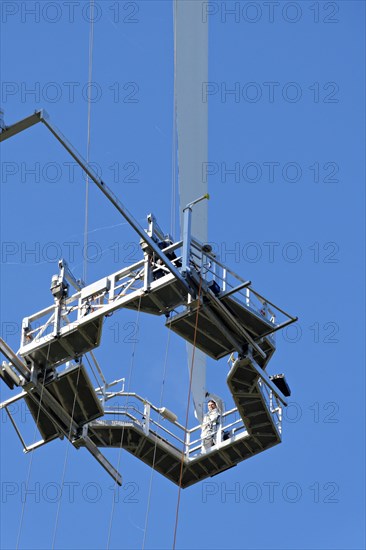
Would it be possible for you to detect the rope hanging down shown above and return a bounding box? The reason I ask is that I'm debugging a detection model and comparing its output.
[173,277,203,549]
[16,343,52,550]
[106,294,142,550]
[51,363,83,549]
[15,5,95,542]
[52,6,95,546]
[142,322,173,549]
[83,0,95,284]
[170,0,178,241]
[144,4,182,542]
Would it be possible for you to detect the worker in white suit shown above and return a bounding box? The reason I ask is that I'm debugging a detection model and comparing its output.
[201,398,221,454]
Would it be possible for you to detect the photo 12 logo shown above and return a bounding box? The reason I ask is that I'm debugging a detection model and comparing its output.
[201,2,340,24]
[202,161,340,184]
[1,81,140,104]
[0,2,140,24]
[207,241,340,264]
[1,480,140,504]
[201,481,340,504]
[1,160,140,185]
[202,81,339,104]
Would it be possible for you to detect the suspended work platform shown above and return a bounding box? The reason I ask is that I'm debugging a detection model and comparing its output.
[1,337,289,488]
[85,353,286,488]
[24,363,104,442]
[0,340,122,484]
[22,318,104,370]
[167,279,277,365]
[17,232,291,372]
[0,109,296,488]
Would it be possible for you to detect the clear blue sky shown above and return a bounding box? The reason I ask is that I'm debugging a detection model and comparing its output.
[0,1,365,549]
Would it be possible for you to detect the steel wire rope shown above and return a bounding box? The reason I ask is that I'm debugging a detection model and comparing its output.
[141,319,173,549]
[170,0,178,241]
[106,293,142,550]
[83,0,95,285]
[51,361,83,549]
[16,342,52,550]
[143,6,181,540]
[52,3,95,544]
[85,352,104,389]
[143,5,181,540]
[172,276,203,550]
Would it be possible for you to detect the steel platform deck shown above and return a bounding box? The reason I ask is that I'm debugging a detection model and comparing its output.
[87,419,279,489]
[25,363,103,441]
[21,318,104,369]
[167,294,276,364]
[0,108,295,489]
[122,274,187,315]
[227,357,280,440]
[86,356,281,488]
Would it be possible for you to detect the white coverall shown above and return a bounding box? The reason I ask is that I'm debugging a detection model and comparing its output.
[201,406,220,454]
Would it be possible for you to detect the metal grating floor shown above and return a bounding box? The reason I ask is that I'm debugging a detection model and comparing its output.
[87,356,280,488]
[25,363,103,441]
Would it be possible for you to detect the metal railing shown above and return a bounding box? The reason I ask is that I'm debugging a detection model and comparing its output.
[18,235,295,362]
[100,392,248,459]
[19,242,185,351]
[257,379,283,435]
[190,238,295,336]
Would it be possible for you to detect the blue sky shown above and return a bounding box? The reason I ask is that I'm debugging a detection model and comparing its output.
[0,1,365,549]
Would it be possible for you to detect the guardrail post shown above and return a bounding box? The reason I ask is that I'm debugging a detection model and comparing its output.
[143,251,152,292]
[278,404,283,435]
[216,424,222,446]
[222,268,227,292]
[143,403,151,435]
[185,431,190,458]
[182,206,192,274]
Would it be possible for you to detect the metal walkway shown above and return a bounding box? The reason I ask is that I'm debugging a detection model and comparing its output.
[0,229,292,487]
[0,347,121,484]
[0,109,296,488]
[17,236,290,371]
[83,354,284,488]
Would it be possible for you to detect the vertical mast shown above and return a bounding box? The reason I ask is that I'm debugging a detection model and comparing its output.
[175,0,208,422]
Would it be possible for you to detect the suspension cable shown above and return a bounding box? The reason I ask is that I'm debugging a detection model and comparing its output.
[143,4,181,542]
[171,0,178,241]
[83,0,95,284]
[51,5,95,543]
[172,277,203,549]
[142,319,173,549]
[16,343,51,550]
[51,362,83,549]
[106,294,142,549]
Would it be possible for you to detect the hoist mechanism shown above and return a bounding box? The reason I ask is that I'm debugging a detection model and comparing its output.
[0,110,297,487]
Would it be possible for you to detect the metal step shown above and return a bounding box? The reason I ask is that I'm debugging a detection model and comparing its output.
[20,318,103,369]
[87,419,279,489]
[227,356,281,441]
[85,355,281,488]
[25,363,103,440]
[167,295,275,362]
[122,274,187,315]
